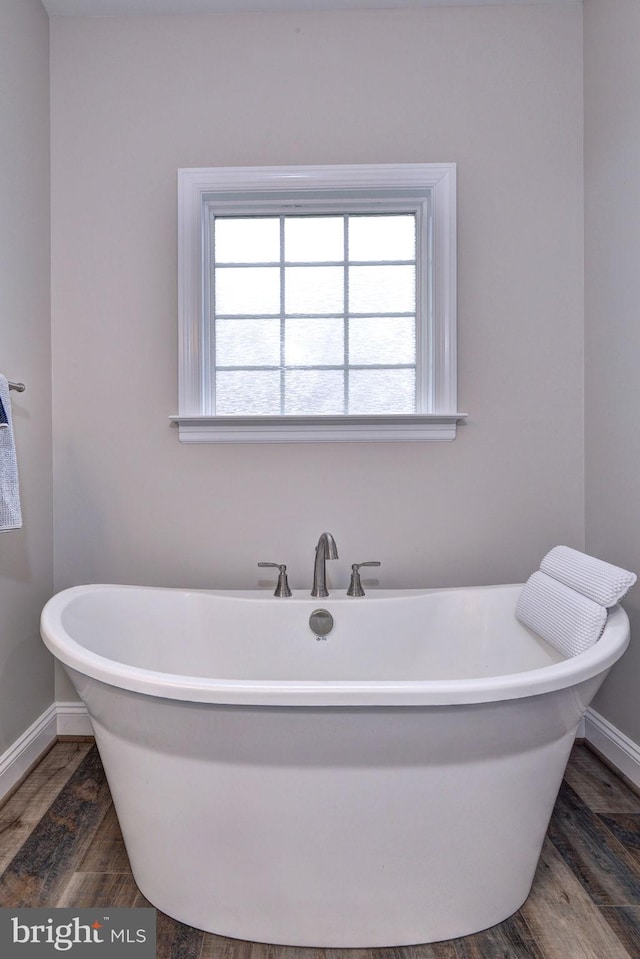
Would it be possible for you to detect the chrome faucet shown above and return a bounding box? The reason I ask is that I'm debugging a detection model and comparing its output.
[311,532,338,597]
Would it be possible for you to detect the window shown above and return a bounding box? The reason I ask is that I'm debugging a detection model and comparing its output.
[173,163,464,442]
[212,212,417,416]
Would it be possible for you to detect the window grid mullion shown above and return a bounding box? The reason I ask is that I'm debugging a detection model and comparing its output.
[208,214,215,416]
[215,259,416,268]
[216,363,416,371]
[279,216,286,415]
[215,311,416,320]
[343,215,349,415]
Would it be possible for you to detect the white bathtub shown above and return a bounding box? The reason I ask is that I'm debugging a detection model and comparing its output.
[40,583,630,947]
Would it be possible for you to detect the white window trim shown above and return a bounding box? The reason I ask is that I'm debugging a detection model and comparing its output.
[172,163,466,442]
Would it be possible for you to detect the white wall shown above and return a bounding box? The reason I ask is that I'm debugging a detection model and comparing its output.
[584,0,640,743]
[50,4,584,698]
[0,0,55,750]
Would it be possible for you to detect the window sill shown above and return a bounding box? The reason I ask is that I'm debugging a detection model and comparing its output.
[169,413,467,443]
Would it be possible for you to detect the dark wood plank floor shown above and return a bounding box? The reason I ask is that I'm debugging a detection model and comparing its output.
[2,741,640,958]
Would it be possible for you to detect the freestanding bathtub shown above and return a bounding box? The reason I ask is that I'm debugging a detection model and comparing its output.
[40,583,630,947]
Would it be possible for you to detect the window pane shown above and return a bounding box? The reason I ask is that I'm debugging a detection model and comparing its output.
[285,318,344,367]
[349,317,415,366]
[215,318,281,367]
[284,216,344,262]
[285,266,344,314]
[348,369,416,414]
[284,370,345,414]
[214,217,280,263]
[348,214,416,262]
[216,370,281,415]
[349,265,415,313]
[215,266,280,315]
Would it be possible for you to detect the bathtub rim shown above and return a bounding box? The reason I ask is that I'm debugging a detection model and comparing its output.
[40,583,631,707]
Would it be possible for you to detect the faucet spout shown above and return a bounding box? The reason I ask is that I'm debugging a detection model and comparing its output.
[311,532,338,598]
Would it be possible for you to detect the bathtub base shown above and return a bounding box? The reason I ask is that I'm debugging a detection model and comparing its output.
[81,681,594,947]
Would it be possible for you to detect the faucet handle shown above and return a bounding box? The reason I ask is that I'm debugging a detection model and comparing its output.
[347,561,381,597]
[258,562,292,598]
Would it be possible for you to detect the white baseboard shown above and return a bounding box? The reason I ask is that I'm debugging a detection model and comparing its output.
[0,701,92,803]
[583,707,640,792]
[56,701,93,737]
[0,704,58,801]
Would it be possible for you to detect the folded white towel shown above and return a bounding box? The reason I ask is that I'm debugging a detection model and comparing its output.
[540,545,636,607]
[0,375,23,531]
[515,570,607,658]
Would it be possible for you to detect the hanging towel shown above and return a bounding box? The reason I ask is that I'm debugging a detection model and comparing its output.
[0,374,23,530]
[0,393,8,429]
[515,570,608,658]
[540,544,636,607]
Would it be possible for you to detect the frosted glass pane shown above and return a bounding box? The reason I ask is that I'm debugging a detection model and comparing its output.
[215,318,281,367]
[215,267,280,315]
[284,370,345,415]
[285,318,344,366]
[348,369,416,414]
[216,370,281,415]
[284,216,344,262]
[349,214,416,262]
[349,317,415,366]
[349,265,415,314]
[285,266,344,314]
[214,217,280,263]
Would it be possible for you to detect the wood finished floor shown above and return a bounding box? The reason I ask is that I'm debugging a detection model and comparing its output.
[1,743,640,958]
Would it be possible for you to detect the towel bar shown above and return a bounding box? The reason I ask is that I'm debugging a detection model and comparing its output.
[8,382,25,392]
